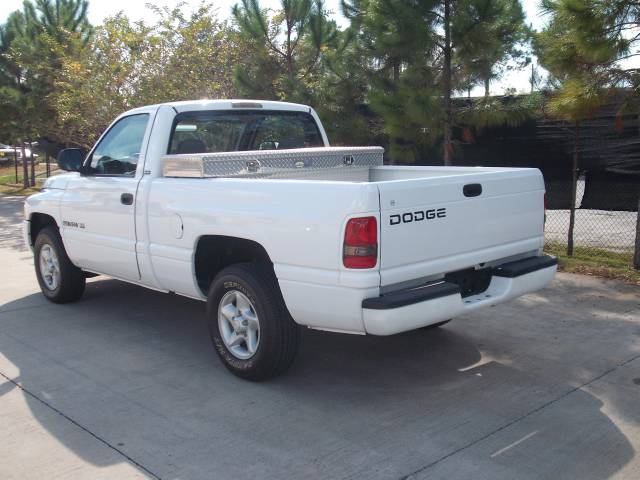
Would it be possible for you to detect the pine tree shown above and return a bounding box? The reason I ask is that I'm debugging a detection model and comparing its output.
[232,0,337,102]
[314,29,373,145]
[454,0,529,97]
[536,0,612,256]
[0,0,92,180]
[1,10,35,188]
[342,0,438,163]
[343,0,529,164]
[24,0,92,44]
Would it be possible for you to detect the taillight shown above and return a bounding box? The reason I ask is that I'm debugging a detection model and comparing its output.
[343,216,377,269]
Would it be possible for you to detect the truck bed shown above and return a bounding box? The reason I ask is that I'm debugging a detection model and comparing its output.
[161,146,545,291]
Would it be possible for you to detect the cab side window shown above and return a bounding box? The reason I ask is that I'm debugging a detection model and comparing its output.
[87,114,149,175]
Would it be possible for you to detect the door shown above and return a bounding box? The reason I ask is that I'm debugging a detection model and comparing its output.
[60,113,151,280]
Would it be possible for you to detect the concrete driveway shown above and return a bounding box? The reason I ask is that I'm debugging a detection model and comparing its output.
[1,195,639,480]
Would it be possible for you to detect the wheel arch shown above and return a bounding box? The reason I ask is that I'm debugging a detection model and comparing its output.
[193,234,274,296]
[29,213,59,247]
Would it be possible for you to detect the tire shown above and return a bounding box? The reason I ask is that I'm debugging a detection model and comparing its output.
[420,319,451,330]
[34,226,86,303]
[206,263,300,380]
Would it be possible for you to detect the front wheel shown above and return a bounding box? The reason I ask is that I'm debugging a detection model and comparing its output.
[206,263,300,380]
[34,226,85,303]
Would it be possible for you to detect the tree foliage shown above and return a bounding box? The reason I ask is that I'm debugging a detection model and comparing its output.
[4,0,614,168]
[533,0,640,256]
[4,3,242,148]
[23,0,92,44]
[0,0,91,146]
[454,0,529,96]
[232,0,338,102]
[342,0,530,163]
[534,0,628,122]
[312,28,373,145]
[538,0,639,115]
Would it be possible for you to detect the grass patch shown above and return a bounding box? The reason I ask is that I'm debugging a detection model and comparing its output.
[0,183,42,196]
[0,162,54,196]
[545,242,640,285]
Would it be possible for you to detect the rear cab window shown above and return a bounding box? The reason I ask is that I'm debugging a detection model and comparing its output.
[168,110,324,154]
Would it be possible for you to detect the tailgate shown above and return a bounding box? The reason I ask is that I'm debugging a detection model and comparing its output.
[377,168,545,287]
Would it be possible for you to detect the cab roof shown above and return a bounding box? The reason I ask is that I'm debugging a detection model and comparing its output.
[124,99,312,116]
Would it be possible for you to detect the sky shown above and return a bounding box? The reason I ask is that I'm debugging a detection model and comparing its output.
[0,0,548,95]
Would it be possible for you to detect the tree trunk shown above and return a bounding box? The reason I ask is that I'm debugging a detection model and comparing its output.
[29,140,35,187]
[285,22,294,96]
[46,152,50,177]
[442,0,453,166]
[484,77,490,97]
[634,194,640,269]
[567,121,580,256]
[388,58,401,166]
[20,142,29,189]
[530,63,535,93]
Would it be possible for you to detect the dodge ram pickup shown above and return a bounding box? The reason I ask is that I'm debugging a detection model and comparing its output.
[24,99,557,380]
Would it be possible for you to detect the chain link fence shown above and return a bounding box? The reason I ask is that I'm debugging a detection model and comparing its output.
[544,176,639,262]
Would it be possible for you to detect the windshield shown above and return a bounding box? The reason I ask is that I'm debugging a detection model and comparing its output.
[168,110,324,155]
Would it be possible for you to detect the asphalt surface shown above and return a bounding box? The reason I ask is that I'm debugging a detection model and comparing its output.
[1,194,640,480]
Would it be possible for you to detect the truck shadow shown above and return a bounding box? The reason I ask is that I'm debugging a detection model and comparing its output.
[0,276,638,480]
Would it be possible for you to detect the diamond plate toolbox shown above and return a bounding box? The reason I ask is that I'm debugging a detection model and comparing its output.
[161,146,384,179]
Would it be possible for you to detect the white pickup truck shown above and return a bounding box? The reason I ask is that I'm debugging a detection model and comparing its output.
[24,100,556,380]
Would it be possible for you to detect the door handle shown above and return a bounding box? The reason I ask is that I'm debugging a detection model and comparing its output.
[120,193,134,205]
[463,183,482,197]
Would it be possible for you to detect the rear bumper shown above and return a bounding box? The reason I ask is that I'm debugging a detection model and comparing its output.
[362,255,557,335]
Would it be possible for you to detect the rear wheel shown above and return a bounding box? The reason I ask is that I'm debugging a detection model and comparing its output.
[34,226,85,303]
[206,263,300,380]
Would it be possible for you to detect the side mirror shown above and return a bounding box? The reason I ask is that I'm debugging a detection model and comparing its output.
[57,148,85,172]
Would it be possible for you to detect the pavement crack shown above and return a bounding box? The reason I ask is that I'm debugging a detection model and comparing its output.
[398,352,640,480]
[0,370,162,480]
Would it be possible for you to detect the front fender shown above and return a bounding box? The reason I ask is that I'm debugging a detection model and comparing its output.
[23,188,66,249]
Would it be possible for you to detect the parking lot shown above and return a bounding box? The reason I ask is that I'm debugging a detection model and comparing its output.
[1,194,639,480]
